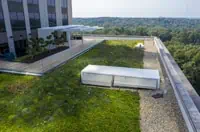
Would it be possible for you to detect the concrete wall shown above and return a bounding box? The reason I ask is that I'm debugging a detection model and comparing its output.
[154,37,200,132]
[1,0,16,56]
[67,0,73,24]
[23,0,31,39]
[39,0,49,27]
[55,0,63,26]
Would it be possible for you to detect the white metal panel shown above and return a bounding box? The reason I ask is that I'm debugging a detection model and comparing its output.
[81,65,160,89]
[81,73,113,87]
[114,76,158,89]
[38,25,103,47]
[38,25,103,32]
[82,65,160,80]
[39,25,83,30]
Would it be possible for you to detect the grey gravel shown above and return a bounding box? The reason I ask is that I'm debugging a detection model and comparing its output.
[139,40,188,132]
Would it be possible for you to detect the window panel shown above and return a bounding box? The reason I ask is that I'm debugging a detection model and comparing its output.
[10,0,22,2]
[48,0,56,27]
[27,0,40,29]
[52,14,56,19]
[62,0,68,25]
[62,0,67,8]
[34,13,39,19]
[0,12,3,20]
[17,12,24,20]
[27,0,33,4]
[33,0,38,4]
[0,2,5,32]
[48,0,55,6]
[8,0,26,31]
[28,0,38,4]
[29,13,34,19]
[10,12,17,20]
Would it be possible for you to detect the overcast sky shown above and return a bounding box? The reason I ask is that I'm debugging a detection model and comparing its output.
[72,0,200,18]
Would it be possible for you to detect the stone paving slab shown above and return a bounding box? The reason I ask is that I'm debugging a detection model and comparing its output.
[0,38,103,76]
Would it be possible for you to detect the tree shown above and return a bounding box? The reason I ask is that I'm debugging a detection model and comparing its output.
[135,26,148,36]
[51,31,66,48]
[27,37,44,59]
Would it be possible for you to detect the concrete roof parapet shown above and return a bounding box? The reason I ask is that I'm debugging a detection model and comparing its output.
[154,37,200,132]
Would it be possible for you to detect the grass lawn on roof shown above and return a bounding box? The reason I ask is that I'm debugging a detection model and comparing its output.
[0,40,143,132]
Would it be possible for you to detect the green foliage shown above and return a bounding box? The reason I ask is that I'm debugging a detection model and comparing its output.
[74,17,200,94]
[74,17,200,44]
[166,42,200,93]
[27,38,45,59]
[26,31,66,59]
[0,40,142,132]
[44,34,53,50]
[73,17,200,29]
[51,31,66,47]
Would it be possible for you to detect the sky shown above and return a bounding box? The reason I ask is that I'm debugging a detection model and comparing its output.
[72,0,200,18]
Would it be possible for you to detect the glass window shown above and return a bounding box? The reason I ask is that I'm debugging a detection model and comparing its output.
[33,0,38,4]
[0,12,3,19]
[8,0,26,31]
[48,0,55,6]
[27,0,33,4]
[28,0,38,5]
[10,0,22,2]
[10,12,18,20]
[62,0,67,8]
[62,0,68,25]
[48,0,56,27]
[27,0,40,29]
[0,1,6,32]
[17,12,24,20]
[34,13,39,19]
[29,13,34,19]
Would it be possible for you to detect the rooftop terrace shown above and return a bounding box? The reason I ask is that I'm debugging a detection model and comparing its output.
[0,36,199,132]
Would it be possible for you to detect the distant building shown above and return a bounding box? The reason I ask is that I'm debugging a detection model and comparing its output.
[0,0,72,57]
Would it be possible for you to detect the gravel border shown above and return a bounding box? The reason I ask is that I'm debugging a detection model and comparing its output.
[139,40,188,132]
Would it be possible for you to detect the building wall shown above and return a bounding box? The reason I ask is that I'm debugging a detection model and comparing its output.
[67,0,72,24]
[0,0,72,57]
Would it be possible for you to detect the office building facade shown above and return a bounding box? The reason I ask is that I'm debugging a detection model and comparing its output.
[0,0,72,57]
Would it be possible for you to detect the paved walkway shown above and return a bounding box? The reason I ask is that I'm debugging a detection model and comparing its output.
[0,38,103,76]
[139,40,188,132]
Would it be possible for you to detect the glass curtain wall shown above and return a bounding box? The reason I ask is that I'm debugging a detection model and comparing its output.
[27,0,40,29]
[62,0,68,25]
[0,1,5,32]
[47,0,56,27]
[7,0,26,31]
[0,1,8,55]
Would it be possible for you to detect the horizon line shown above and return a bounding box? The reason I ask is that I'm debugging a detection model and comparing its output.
[73,16,200,19]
